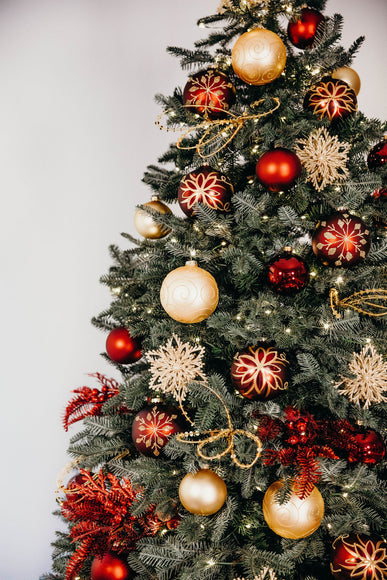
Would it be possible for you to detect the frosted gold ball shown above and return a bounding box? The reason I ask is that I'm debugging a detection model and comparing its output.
[134,197,172,239]
[332,66,361,96]
[262,480,324,539]
[178,469,227,515]
[231,28,287,85]
[160,260,219,324]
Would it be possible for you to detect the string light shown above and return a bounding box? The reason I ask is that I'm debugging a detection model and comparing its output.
[207,559,216,567]
[336,276,344,284]
[285,328,291,334]
[262,215,269,220]
[342,492,348,498]
[265,309,271,315]
[323,322,330,330]
[245,523,252,529]
[310,271,317,277]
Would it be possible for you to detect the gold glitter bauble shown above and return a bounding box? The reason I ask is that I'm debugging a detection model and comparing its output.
[262,480,324,539]
[160,260,219,324]
[332,66,361,96]
[134,196,172,239]
[179,468,227,515]
[231,28,286,86]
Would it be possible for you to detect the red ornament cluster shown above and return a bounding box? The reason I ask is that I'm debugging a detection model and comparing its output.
[178,165,234,217]
[256,147,302,192]
[330,534,387,580]
[267,247,310,294]
[182,69,236,119]
[106,328,142,364]
[304,77,358,122]
[132,404,183,457]
[287,7,325,49]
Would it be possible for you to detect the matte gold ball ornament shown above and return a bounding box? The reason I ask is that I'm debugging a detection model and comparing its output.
[160,260,219,324]
[178,468,227,515]
[331,66,361,96]
[134,196,172,239]
[231,28,287,86]
[262,480,324,539]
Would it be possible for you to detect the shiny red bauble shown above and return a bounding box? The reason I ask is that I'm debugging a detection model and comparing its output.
[347,428,386,465]
[231,345,289,400]
[132,405,183,457]
[255,148,302,192]
[267,247,310,294]
[330,534,387,580]
[312,212,371,267]
[65,472,89,503]
[105,328,142,364]
[91,552,132,580]
[287,7,325,49]
[367,138,387,170]
[178,165,234,217]
[182,69,236,119]
[304,78,357,122]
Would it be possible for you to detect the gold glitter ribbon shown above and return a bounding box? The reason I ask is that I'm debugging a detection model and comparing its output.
[329,288,387,319]
[156,97,281,159]
[176,383,262,470]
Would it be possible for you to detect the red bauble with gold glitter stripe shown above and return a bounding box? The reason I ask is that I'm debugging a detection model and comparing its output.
[312,211,371,267]
[330,534,387,580]
[182,69,236,119]
[178,165,234,217]
[132,405,183,457]
[231,345,289,400]
[304,77,357,122]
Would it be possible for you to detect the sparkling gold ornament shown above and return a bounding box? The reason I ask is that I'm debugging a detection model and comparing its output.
[231,28,287,86]
[262,480,324,539]
[332,66,361,95]
[134,196,172,239]
[160,260,219,324]
[178,468,227,515]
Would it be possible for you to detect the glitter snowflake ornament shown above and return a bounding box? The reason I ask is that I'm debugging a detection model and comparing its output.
[334,344,387,408]
[294,127,350,192]
[146,334,207,402]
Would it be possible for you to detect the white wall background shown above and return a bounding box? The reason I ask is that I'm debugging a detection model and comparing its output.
[0,1,385,579]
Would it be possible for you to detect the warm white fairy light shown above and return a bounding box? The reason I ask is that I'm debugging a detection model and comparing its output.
[171,237,177,243]
[147,308,152,314]
[262,215,269,220]
[111,287,121,295]
[366,338,372,343]
[265,309,271,315]
[245,523,252,529]
[285,328,291,333]
[336,276,344,284]
[323,322,330,329]
[310,271,316,277]
[190,249,197,258]
[207,559,216,567]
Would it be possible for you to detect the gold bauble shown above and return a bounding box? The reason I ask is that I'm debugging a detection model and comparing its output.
[134,196,172,239]
[178,468,227,515]
[331,66,361,96]
[160,260,219,324]
[262,480,324,539]
[231,28,287,86]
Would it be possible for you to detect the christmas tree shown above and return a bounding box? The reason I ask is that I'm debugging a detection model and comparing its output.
[43,1,387,579]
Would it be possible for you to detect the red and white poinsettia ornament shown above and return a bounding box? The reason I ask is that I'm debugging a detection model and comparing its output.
[182,68,236,119]
[177,166,234,217]
[330,534,387,580]
[132,405,183,457]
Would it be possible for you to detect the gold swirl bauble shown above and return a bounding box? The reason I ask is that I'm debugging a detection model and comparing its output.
[231,28,287,86]
[331,66,361,96]
[178,468,227,515]
[134,196,172,239]
[160,260,219,324]
[262,480,324,539]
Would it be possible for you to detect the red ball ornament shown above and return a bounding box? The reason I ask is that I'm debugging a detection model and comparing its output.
[182,69,236,119]
[65,472,89,503]
[287,7,325,49]
[312,212,371,267]
[105,328,142,364]
[255,148,302,192]
[91,552,132,580]
[330,534,387,580]
[267,246,310,294]
[132,405,183,457]
[304,78,357,122]
[347,428,386,465]
[367,138,387,170]
[178,165,234,217]
[231,345,289,400]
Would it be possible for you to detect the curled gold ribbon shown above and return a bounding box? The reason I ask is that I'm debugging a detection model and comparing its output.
[176,383,262,469]
[330,287,387,319]
[156,98,281,159]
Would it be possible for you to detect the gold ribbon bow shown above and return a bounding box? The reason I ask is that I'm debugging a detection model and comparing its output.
[156,97,281,159]
[330,287,387,319]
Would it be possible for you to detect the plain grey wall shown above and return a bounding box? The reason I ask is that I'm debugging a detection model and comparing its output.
[0,1,385,579]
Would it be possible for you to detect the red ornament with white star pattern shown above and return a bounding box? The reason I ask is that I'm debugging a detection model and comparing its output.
[304,77,357,122]
[330,534,387,580]
[178,166,234,217]
[231,345,289,400]
[312,211,371,267]
[132,405,183,457]
[182,69,236,119]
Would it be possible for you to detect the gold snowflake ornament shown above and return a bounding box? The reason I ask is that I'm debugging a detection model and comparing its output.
[295,127,350,192]
[334,344,387,408]
[145,334,207,402]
